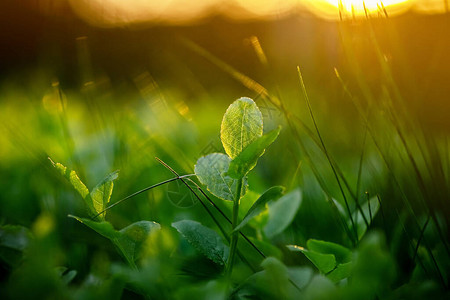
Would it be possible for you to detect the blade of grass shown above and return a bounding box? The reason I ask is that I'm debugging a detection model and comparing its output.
[297,67,358,243]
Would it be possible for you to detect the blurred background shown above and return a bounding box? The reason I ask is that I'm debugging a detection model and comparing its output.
[0,0,449,299]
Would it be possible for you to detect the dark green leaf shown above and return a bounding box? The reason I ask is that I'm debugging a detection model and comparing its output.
[172,220,229,266]
[0,225,33,268]
[327,262,352,283]
[69,215,117,240]
[117,221,160,262]
[287,245,336,274]
[306,239,352,264]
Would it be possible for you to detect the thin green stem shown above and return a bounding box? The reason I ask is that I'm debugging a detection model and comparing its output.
[92,174,195,219]
[226,178,242,278]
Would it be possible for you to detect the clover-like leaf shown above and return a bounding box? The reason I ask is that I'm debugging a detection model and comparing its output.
[172,220,229,266]
[306,239,352,265]
[287,245,336,274]
[233,186,285,233]
[288,240,353,282]
[228,126,281,179]
[264,188,302,238]
[69,215,160,265]
[117,221,161,262]
[220,97,263,159]
[194,153,247,201]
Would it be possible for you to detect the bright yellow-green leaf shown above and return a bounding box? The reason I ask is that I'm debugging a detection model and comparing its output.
[50,158,94,215]
[50,158,118,220]
[220,97,263,159]
[90,171,119,219]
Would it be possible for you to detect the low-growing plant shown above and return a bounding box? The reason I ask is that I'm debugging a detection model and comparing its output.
[47,96,447,299]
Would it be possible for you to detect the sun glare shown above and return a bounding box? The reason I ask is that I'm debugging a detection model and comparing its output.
[321,0,411,16]
[67,0,443,26]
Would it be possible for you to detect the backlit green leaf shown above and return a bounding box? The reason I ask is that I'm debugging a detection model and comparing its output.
[172,220,229,266]
[194,153,247,201]
[227,126,281,179]
[220,97,263,159]
[264,188,302,238]
[49,158,94,215]
[90,171,119,219]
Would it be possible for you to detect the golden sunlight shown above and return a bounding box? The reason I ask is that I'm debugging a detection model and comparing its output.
[66,0,446,26]
[315,0,412,18]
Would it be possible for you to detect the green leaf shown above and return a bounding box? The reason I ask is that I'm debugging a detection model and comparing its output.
[263,188,302,238]
[0,225,33,268]
[227,126,281,179]
[69,215,160,265]
[172,220,229,266]
[220,97,263,159]
[117,221,160,262]
[235,257,295,299]
[50,158,94,215]
[306,239,352,264]
[194,153,247,201]
[69,215,118,240]
[327,261,352,283]
[287,267,314,290]
[55,267,77,285]
[90,171,119,219]
[288,240,353,281]
[233,186,285,233]
[287,245,336,274]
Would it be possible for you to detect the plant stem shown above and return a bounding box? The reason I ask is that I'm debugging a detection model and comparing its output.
[226,178,242,278]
